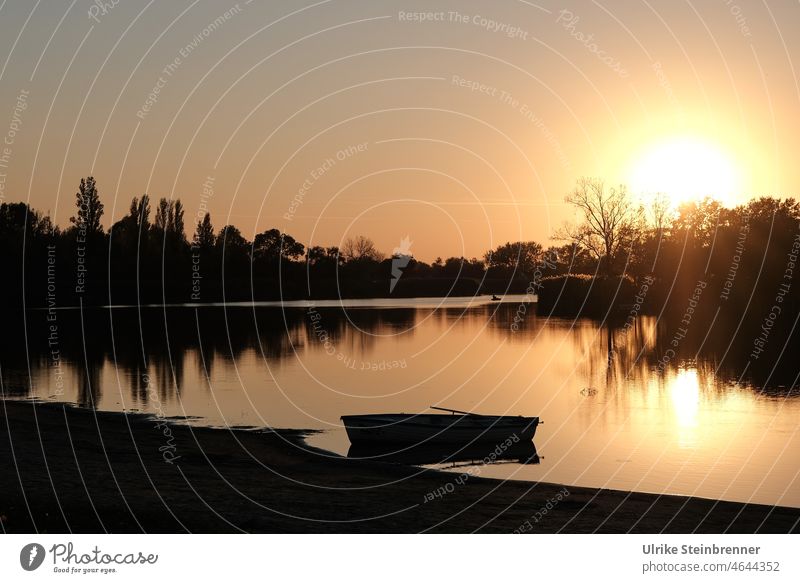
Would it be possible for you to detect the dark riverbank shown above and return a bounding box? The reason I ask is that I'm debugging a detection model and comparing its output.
[1,400,797,533]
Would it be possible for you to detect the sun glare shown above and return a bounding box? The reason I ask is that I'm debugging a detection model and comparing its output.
[628,137,743,207]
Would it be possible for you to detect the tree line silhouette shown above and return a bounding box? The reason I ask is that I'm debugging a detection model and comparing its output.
[540,178,800,386]
[0,176,574,306]
[2,175,799,386]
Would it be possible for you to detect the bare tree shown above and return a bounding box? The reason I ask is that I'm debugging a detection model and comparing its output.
[649,192,672,234]
[558,177,644,276]
[341,235,384,262]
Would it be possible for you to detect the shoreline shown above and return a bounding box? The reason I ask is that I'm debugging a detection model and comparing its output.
[1,399,797,533]
[26,293,534,311]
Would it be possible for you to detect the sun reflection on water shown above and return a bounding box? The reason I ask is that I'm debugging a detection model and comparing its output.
[670,368,701,447]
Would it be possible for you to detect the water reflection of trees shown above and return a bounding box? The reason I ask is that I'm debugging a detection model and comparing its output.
[301,307,417,359]
[1,305,420,407]
[486,304,798,394]
[75,352,103,406]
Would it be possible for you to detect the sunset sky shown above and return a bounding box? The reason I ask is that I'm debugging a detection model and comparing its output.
[0,0,797,260]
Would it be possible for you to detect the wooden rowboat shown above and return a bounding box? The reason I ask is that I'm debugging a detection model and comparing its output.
[341,406,540,447]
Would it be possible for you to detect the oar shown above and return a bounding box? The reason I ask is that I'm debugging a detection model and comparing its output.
[429,406,484,416]
[431,406,542,423]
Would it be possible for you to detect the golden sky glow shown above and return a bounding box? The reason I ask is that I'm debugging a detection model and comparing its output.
[0,1,797,260]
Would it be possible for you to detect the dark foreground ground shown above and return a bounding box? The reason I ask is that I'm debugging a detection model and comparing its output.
[1,400,797,533]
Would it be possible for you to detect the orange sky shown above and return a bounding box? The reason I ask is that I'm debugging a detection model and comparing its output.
[0,0,797,260]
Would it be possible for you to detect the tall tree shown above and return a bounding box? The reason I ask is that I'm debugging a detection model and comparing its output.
[649,192,672,234]
[155,198,173,231]
[171,199,185,240]
[559,177,644,276]
[193,212,215,249]
[70,176,104,234]
[129,195,151,231]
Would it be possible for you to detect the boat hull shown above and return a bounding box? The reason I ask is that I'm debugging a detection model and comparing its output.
[347,441,540,466]
[341,413,539,446]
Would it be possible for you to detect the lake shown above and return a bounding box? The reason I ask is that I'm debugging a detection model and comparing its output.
[3,295,799,508]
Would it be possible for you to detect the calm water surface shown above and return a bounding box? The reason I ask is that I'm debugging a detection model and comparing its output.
[4,295,799,507]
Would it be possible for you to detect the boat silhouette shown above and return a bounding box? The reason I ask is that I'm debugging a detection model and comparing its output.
[341,407,540,446]
[341,406,542,465]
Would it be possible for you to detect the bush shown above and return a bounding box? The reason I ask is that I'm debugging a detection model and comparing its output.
[536,274,636,317]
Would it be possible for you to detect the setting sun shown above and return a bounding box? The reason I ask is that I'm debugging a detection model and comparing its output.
[627,137,743,207]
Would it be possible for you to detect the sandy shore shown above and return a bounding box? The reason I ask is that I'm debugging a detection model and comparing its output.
[1,400,797,533]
